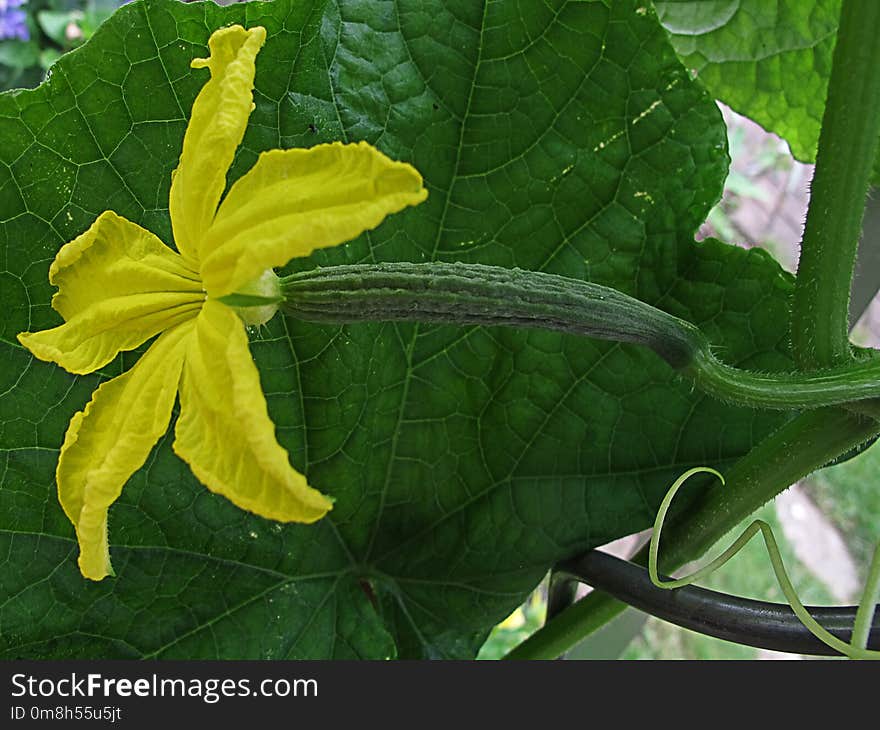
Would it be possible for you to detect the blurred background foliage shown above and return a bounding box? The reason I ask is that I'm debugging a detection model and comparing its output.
[0,0,122,90]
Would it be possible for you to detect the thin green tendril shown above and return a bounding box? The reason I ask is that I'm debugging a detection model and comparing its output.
[649,467,880,659]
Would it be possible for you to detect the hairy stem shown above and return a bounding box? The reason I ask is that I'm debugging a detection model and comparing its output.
[791,0,880,368]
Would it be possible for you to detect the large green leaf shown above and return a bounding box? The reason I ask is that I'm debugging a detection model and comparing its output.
[1,0,797,658]
[655,0,839,163]
[655,0,879,182]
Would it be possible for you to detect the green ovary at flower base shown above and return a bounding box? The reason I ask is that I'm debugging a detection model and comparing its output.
[16,24,428,581]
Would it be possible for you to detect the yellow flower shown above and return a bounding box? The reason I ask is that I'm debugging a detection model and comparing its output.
[16,25,427,581]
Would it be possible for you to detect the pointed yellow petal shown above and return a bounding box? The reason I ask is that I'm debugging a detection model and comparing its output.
[173,300,333,523]
[18,294,203,375]
[47,211,202,320]
[200,141,428,297]
[17,211,204,374]
[169,25,267,262]
[57,322,192,581]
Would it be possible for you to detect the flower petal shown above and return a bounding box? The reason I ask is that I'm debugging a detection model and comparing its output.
[18,295,203,375]
[17,211,204,374]
[169,25,267,262]
[200,141,428,297]
[173,300,333,523]
[57,322,192,581]
[48,211,202,320]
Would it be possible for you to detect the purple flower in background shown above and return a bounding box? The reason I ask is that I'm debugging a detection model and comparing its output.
[0,0,29,42]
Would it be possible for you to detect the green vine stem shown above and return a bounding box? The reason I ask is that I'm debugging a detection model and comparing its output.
[791,0,880,368]
[279,262,880,412]
[503,407,880,659]
[502,586,623,661]
[853,544,880,649]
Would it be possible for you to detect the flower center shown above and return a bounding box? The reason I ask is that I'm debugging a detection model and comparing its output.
[226,269,282,326]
